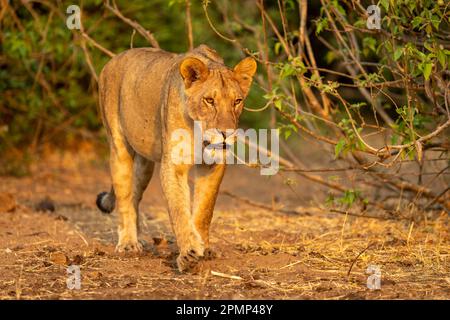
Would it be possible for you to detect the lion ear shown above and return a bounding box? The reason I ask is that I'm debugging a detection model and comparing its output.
[180,57,209,88]
[233,57,257,95]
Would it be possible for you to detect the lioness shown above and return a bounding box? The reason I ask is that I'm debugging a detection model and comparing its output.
[96,45,256,272]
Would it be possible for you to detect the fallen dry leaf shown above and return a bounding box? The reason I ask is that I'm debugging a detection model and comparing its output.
[49,252,69,266]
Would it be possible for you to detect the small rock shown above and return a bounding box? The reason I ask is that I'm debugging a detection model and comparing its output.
[5,248,12,254]
[0,193,16,213]
[94,248,105,256]
[35,198,55,212]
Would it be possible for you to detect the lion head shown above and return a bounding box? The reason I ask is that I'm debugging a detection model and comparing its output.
[179,55,257,140]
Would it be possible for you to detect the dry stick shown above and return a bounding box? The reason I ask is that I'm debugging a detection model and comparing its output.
[20,0,44,36]
[130,29,136,49]
[7,3,66,116]
[257,1,325,118]
[375,169,438,198]
[347,242,377,276]
[0,0,8,23]
[320,0,393,125]
[185,0,194,50]
[216,2,246,56]
[298,0,307,52]
[80,32,115,58]
[29,10,54,154]
[210,271,243,281]
[277,0,289,47]
[298,0,331,116]
[351,152,449,210]
[242,135,426,218]
[257,0,275,128]
[79,22,99,83]
[423,187,450,211]
[329,209,393,221]
[240,135,346,194]
[74,9,106,83]
[256,1,290,56]
[411,164,449,208]
[276,108,338,146]
[280,138,394,218]
[220,189,308,216]
[335,92,450,157]
[202,2,236,43]
[105,0,159,48]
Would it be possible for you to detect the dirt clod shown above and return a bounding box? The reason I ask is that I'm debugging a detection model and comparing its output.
[0,192,16,213]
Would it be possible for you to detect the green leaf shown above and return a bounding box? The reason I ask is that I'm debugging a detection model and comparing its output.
[393,47,403,61]
[334,139,346,159]
[280,63,296,79]
[411,16,422,29]
[284,129,292,140]
[423,62,433,80]
[437,49,446,68]
[274,42,282,55]
[423,42,434,53]
[363,37,377,56]
[325,51,336,64]
[315,17,328,35]
[380,0,389,11]
[274,99,283,111]
[431,15,440,30]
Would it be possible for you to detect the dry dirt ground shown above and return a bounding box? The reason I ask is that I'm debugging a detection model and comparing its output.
[0,148,449,300]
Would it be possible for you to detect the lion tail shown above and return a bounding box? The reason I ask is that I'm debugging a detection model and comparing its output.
[96,187,115,214]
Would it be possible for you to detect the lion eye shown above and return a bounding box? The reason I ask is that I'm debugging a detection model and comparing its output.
[235,98,243,105]
[204,97,214,105]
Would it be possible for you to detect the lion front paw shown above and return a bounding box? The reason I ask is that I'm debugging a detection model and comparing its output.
[176,248,204,272]
[115,240,143,254]
[176,228,205,272]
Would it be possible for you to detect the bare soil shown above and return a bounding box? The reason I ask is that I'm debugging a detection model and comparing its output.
[0,147,449,299]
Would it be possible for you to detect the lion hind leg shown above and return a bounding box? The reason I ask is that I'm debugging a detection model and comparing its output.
[109,140,143,253]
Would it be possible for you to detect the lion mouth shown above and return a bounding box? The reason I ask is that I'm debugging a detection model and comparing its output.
[203,140,230,150]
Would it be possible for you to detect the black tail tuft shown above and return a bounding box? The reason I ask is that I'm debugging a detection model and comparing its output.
[96,191,115,214]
